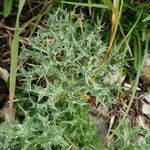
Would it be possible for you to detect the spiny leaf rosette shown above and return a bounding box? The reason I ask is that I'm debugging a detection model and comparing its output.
[0,9,122,149]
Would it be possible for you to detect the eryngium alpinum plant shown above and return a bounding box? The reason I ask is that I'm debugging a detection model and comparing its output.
[0,9,123,149]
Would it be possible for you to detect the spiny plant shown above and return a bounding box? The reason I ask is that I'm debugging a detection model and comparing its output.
[7,0,54,117]
[108,119,150,150]
[19,8,123,106]
[0,8,124,149]
[61,0,150,72]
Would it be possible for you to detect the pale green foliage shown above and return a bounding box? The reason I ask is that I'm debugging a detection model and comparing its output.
[0,9,123,149]
[108,120,150,150]
[20,9,121,106]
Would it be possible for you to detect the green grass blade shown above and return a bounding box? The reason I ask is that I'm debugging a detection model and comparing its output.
[21,1,54,36]
[61,1,110,9]
[118,11,142,50]
[29,1,54,37]
[88,0,92,15]
[142,15,150,22]
[3,0,13,17]
[103,0,113,10]
[134,32,142,71]
[9,0,26,117]
[108,32,149,141]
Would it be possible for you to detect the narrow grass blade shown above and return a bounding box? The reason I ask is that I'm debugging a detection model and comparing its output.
[88,0,92,15]
[142,15,150,22]
[61,1,110,9]
[116,11,142,54]
[134,32,142,71]
[103,0,123,61]
[29,0,54,37]
[3,0,13,17]
[108,33,149,142]
[103,0,113,10]
[119,23,132,57]
[9,0,25,117]
[21,0,54,37]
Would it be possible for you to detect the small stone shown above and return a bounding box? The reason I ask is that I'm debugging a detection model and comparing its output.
[142,103,150,118]
[0,67,9,83]
[138,115,149,130]
[143,93,150,103]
